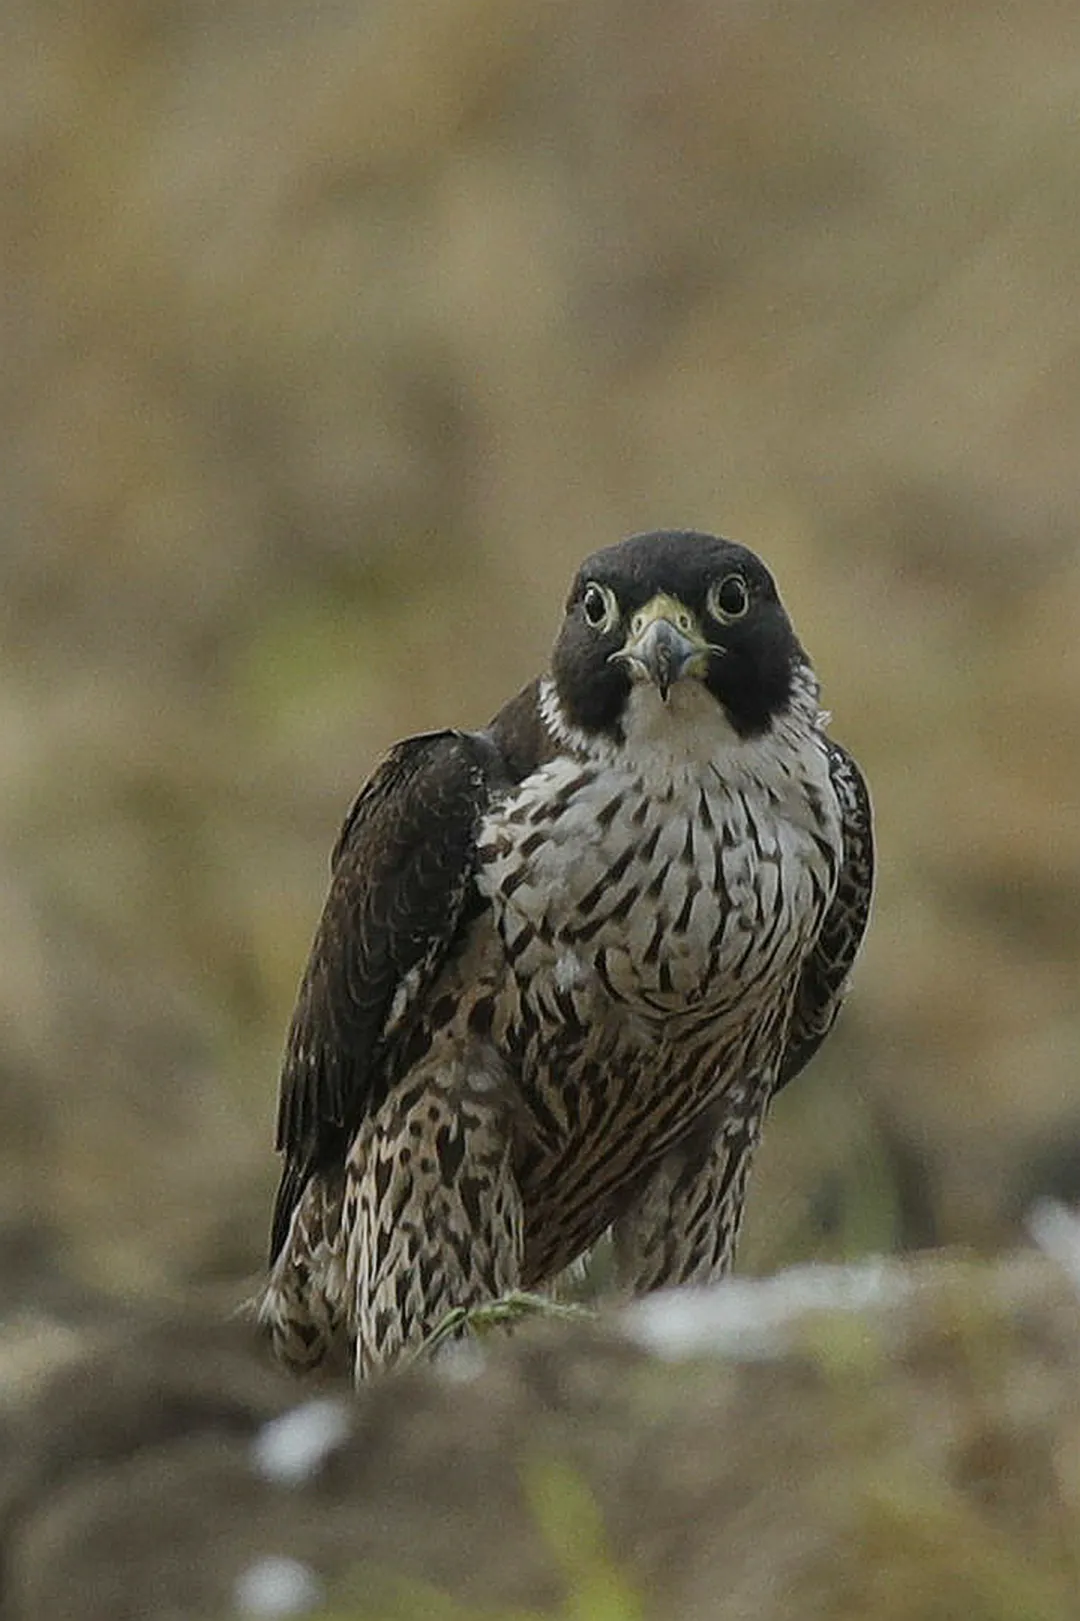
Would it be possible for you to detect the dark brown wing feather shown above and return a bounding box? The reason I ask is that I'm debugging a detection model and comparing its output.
[270,727,510,1260]
[776,739,874,1092]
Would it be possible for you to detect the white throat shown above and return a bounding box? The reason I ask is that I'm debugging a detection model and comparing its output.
[538,666,826,797]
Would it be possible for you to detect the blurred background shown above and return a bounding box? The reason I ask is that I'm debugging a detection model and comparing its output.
[2,0,1078,1306]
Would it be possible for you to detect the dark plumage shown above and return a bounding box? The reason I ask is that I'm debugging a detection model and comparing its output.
[261,530,874,1379]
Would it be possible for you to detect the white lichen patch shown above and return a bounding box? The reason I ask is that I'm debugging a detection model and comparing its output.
[251,1397,352,1486]
[622,1260,910,1361]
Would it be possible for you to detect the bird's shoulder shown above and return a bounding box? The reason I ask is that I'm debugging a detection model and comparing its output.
[821,736,874,905]
[329,726,503,869]
[486,676,561,781]
[777,733,873,1091]
[325,675,560,872]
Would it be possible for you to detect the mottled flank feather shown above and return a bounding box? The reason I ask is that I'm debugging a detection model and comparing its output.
[262,1171,347,1372]
[260,530,874,1381]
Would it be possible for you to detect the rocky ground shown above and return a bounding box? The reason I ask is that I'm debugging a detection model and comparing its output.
[2,1225,1079,1621]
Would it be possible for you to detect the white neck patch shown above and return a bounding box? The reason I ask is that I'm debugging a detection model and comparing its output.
[537,666,827,798]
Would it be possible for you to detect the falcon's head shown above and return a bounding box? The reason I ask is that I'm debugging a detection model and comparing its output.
[551,530,810,744]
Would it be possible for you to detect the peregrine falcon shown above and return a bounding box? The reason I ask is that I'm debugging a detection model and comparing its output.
[261,530,873,1380]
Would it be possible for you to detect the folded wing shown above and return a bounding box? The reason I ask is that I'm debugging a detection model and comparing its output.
[270,728,508,1259]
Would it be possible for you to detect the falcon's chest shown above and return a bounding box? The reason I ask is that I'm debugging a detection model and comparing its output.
[475,699,841,1026]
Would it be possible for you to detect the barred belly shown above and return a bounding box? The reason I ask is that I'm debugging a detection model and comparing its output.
[475,744,842,1277]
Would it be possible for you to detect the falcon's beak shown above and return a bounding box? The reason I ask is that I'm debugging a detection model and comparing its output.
[612,593,713,702]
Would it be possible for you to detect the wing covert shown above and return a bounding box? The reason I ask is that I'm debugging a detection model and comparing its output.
[270,727,507,1259]
[776,739,874,1093]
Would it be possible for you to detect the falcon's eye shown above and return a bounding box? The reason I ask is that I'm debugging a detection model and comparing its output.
[708,573,750,623]
[581,582,619,632]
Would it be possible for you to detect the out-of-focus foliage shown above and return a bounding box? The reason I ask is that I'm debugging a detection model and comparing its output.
[321,1458,645,1620]
[1,0,1078,1293]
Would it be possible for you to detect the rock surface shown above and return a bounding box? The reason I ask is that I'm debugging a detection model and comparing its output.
[2,1246,1078,1621]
